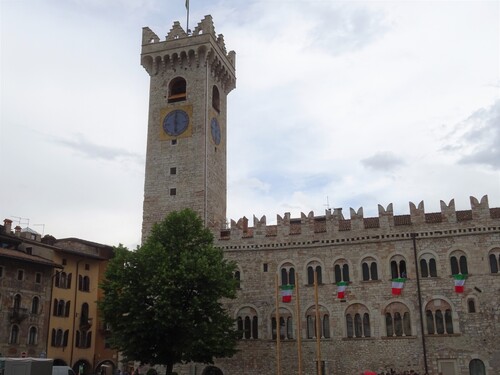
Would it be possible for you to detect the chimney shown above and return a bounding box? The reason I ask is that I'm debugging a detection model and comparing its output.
[14,226,22,236]
[4,219,12,234]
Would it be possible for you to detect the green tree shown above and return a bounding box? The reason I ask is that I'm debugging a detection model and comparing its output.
[99,209,239,375]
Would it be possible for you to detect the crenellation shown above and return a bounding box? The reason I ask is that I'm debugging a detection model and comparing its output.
[192,15,216,38]
[378,203,394,230]
[142,27,160,45]
[470,195,489,220]
[222,196,499,241]
[440,199,457,223]
[350,206,364,230]
[409,200,425,224]
[165,21,188,41]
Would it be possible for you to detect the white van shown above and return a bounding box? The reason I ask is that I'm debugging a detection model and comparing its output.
[52,366,76,375]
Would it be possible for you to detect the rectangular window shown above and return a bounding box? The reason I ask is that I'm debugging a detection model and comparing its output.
[26,247,32,255]
[170,167,177,175]
[170,188,177,196]
[263,263,268,272]
[17,269,24,281]
[62,259,67,265]
[0,266,3,278]
[85,264,90,270]
[35,273,42,283]
[171,139,177,145]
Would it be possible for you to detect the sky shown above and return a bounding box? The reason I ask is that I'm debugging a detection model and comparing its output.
[1,0,499,248]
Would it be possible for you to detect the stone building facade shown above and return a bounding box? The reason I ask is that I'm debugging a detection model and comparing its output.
[140,16,500,375]
[0,220,117,375]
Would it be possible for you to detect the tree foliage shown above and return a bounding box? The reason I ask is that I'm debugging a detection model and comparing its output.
[99,209,239,374]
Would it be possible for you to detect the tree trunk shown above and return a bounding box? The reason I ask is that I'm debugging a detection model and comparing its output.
[165,362,174,375]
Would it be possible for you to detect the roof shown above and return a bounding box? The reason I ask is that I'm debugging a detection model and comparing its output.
[0,247,61,268]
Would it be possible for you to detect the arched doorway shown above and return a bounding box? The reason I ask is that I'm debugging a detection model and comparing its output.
[469,359,486,375]
[73,359,92,375]
[202,366,223,375]
[96,359,115,375]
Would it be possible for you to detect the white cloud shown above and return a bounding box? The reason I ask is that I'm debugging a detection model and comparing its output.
[1,0,499,246]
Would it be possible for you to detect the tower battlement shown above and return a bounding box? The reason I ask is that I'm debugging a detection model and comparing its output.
[141,15,236,93]
[220,195,500,241]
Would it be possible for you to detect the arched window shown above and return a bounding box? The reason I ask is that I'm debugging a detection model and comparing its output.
[384,302,412,337]
[57,300,65,316]
[63,330,69,347]
[9,325,19,344]
[13,294,21,309]
[272,308,293,340]
[468,298,476,313]
[83,276,90,292]
[345,304,370,338]
[168,77,187,103]
[425,299,454,335]
[28,326,37,345]
[31,296,39,314]
[307,263,322,285]
[56,329,63,346]
[305,306,329,339]
[420,254,438,278]
[390,256,407,278]
[234,270,241,288]
[65,301,71,317]
[450,251,468,275]
[361,258,378,281]
[334,260,350,283]
[488,248,500,273]
[212,85,220,112]
[469,359,486,375]
[236,307,258,339]
[280,264,295,286]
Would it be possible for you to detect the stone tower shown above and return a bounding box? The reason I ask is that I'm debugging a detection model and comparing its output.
[140,15,236,241]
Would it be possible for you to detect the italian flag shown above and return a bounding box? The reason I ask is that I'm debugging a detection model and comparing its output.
[337,281,348,299]
[391,278,406,295]
[453,274,467,293]
[280,284,294,303]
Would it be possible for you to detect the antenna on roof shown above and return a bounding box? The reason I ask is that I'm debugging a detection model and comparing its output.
[324,196,331,210]
[33,224,45,236]
[11,216,29,227]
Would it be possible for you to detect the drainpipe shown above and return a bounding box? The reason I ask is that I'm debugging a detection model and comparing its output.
[411,233,428,374]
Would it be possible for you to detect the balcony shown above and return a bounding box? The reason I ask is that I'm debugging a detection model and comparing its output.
[79,317,93,331]
[8,307,29,323]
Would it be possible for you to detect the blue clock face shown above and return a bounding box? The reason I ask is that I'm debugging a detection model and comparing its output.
[163,109,189,136]
[211,118,221,145]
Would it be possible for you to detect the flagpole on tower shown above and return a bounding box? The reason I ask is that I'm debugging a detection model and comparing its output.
[185,0,190,34]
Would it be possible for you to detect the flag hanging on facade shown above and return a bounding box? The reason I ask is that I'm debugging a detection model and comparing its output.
[336,281,348,299]
[453,274,466,293]
[280,284,294,303]
[391,278,406,295]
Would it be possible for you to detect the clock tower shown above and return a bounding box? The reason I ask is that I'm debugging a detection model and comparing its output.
[140,16,236,241]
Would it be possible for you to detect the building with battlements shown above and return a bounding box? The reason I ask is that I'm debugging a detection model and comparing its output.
[140,16,500,375]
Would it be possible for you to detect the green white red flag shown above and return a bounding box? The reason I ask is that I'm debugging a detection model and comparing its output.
[280,284,294,303]
[337,281,348,299]
[391,278,406,295]
[453,274,466,293]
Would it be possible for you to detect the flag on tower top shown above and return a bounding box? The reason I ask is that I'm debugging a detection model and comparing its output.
[185,0,189,9]
[280,284,294,303]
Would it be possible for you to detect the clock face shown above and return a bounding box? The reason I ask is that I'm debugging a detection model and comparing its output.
[163,109,189,136]
[210,118,221,145]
